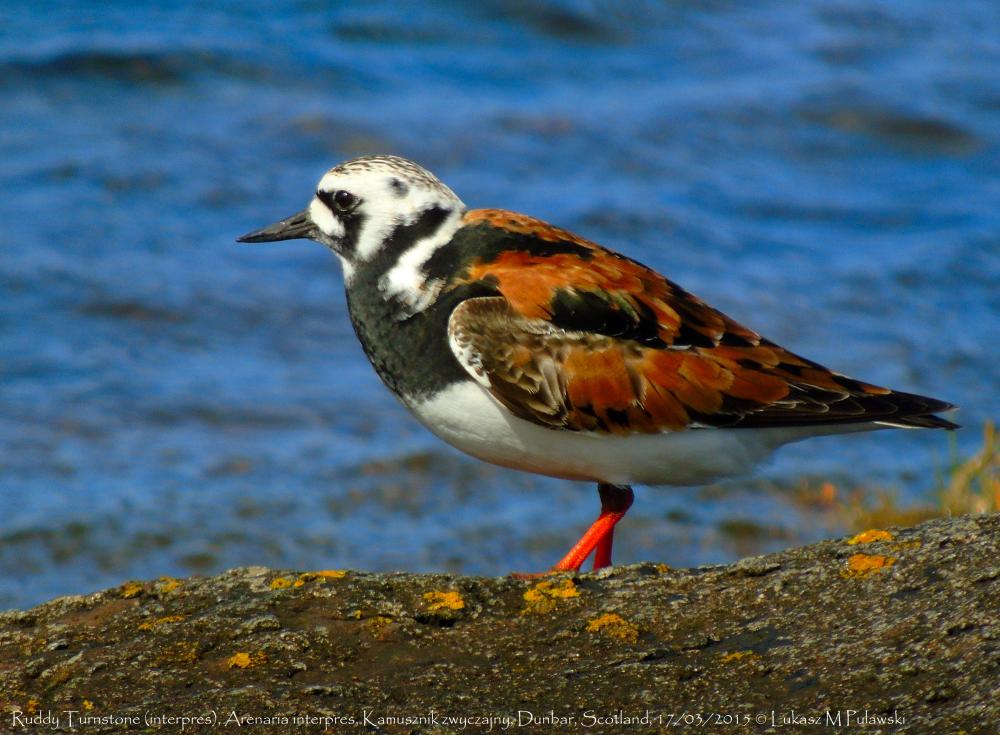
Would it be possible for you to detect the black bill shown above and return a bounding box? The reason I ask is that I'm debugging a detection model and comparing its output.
[237,209,316,243]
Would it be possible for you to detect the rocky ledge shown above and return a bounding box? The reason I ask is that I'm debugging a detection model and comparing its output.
[0,515,997,734]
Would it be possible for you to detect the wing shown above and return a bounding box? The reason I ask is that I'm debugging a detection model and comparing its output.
[444,209,957,434]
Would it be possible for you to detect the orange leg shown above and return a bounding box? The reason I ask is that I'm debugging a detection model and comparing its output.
[552,484,634,572]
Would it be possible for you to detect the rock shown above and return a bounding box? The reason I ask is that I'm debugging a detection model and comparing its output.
[1,515,998,733]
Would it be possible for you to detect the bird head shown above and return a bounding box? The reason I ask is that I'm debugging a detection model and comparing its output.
[238,155,465,283]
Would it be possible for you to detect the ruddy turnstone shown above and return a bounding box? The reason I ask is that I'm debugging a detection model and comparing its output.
[239,155,958,572]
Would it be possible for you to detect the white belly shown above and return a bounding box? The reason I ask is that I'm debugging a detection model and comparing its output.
[409,381,877,486]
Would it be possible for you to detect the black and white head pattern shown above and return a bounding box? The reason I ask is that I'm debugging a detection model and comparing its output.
[308,156,465,307]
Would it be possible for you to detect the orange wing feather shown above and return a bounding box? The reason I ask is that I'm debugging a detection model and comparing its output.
[446,209,957,434]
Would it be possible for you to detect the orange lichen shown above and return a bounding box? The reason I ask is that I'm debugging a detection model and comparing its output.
[269,576,293,590]
[82,700,94,711]
[120,582,144,599]
[842,553,896,578]
[522,578,580,614]
[227,652,251,668]
[423,591,466,612]
[138,615,185,631]
[586,613,639,643]
[156,576,182,593]
[227,651,266,669]
[721,651,755,663]
[295,570,347,587]
[162,641,199,664]
[847,529,895,545]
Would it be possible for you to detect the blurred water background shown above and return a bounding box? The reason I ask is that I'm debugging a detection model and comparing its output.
[1,1,998,610]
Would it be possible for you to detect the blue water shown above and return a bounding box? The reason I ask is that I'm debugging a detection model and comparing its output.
[2,1,998,610]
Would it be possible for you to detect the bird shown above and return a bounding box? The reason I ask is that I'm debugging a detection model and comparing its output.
[238,155,958,573]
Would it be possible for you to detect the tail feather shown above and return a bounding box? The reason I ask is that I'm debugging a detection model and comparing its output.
[874,390,959,430]
[727,385,959,431]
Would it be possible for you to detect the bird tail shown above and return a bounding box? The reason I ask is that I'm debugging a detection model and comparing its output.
[873,391,959,430]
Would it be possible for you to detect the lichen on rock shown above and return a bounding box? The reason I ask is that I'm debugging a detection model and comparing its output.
[0,515,996,734]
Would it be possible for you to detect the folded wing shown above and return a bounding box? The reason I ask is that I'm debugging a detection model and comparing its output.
[446,210,957,434]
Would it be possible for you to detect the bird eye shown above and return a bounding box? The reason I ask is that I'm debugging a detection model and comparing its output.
[333,190,358,212]
[317,189,360,214]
